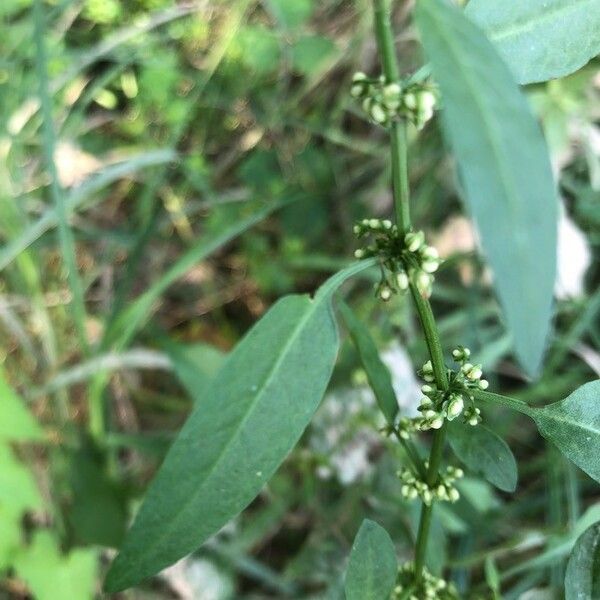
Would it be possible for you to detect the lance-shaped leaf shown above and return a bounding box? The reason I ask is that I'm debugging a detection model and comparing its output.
[466,0,600,84]
[104,260,375,592]
[448,421,518,492]
[415,0,557,377]
[532,381,600,483]
[345,520,397,600]
[338,302,398,425]
[475,382,600,482]
[565,521,600,599]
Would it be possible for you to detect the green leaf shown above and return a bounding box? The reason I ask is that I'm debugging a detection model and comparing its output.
[269,0,313,29]
[13,532,97,600]
[0,369,43,443]
[344,519,397,600]
[238,25,280,74]
[565,521,600,599]
[415,0,557,377]
[338,302,398,425]
[532,381,600,483]
[466,0,600,84]
[64,443,127,548]
[292,35,336,76]
[163,341,226,404]
[448,422,518,492]
[475,383,600,483]
[104,260,375,592]
[0,444,43,516]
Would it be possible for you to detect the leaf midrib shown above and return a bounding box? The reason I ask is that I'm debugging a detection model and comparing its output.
[116,294,331,581]
[421,0,538,337]
[469,0,596,42]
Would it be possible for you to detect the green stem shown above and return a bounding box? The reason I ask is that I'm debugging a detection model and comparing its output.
[372,0,450,584]
[373,0,411,233]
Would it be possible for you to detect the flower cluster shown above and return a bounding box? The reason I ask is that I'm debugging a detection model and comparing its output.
[353,219,441,299]
[415,347,486,429]
[398,465,463,506]
[392,562,460,600]
[351,72,438,130]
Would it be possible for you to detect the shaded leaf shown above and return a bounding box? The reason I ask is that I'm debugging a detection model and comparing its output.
[565,521,600,599]
[105,260,375,592]
[338,302,398,425]
[64,443,127,548]
[466,0,600,84]
[269,0,313,29]
[448,421,518,492]
[292,35,336,75]
[345,520,397,600]
[163,341,226,404]
[415,0,557,376]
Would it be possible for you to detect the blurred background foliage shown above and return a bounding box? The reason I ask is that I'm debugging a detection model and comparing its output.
[0,0,599,598]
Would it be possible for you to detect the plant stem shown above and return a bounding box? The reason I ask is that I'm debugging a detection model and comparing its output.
[372,0,450,583]
[373,0,410,233]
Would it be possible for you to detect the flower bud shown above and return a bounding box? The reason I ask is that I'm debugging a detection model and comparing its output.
[416,270,433,298]
[405,230,425,252]
[478,379,489,390]
[446,394,464,420]
[379,285,392,301]
[422,360,433,374]
[448,488,460,502]
[382,219,392,229]
[421,384,435,395]
[421,259,439,274]
[403,91,417,110]
[396,270,409,291]
[383,83,402,110]
[430,415,444,429]
[369,218,380,229]
[370,102,387,124]
[354,249,365,259]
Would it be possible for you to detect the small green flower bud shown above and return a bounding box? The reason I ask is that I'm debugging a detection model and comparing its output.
[383,83,402,110]
[422,360,433,374]
[421,259,439,274]
[422,489,433,505]
[370,102,387,124]
[369,218,380,229]
[421,384,435,395]
[466,364,483,381]
[352,71,367,83]
[430,415,444,429]
[405,230,425,252]
[416,270,433,298]
[403,91,418,110]
[379,286,392,301]
[420,245,439,261]
[354,248,365,259]
[396,270,409,291]
[448,487,460,502]
[478,379,489,390]
[446,394,464,420]
[382,219,392,229]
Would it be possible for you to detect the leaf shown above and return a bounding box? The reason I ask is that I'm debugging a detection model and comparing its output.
[338,302,398,425]
[13,532,97,600]
[532,381,600,483]
[292,35,336,76]
[415,0,557,377]
[466,0,600,84]
[0,369,43,442]
[238,25,280,74]
[565,521,600,599]
[448,421,518,492]
[344,520,397,600]
[104,260,375,592]
[64,443,127,548]
[0,444,43,517]
[163,341,226,404]
[268,0,313,29]
[475,383,600,483]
